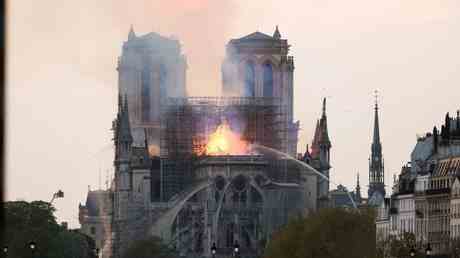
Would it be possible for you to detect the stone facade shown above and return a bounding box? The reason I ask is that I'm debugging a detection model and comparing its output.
[78,190,113,258]
[80,28,324,258]
[222,28,298,157]
[376,110,460,256]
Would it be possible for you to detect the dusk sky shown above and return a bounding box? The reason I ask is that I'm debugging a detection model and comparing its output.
[7,0,460,227]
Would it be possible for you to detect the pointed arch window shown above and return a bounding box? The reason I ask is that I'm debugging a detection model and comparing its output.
[159,64,167,99]
[263,62,273,97]
[244,61,255,97]
[141,65,151,122]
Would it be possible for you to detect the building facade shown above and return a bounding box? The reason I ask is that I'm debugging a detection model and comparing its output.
[222,27,299,157]
[78,189,113,258]
[79,28,329,258]
[376,110,460,256]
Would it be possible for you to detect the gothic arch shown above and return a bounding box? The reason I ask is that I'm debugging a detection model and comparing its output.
[213,174,266,234]
[262,62,274,97]
[159,63,168,99]
[141,60,152,122]
[243,61,256,97]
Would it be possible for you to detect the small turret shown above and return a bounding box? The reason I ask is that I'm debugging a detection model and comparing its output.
[457,110,460,136]
[433,126,439,154]
[128,25,136,41]
[273,25,281,39]
[445,112,451,140]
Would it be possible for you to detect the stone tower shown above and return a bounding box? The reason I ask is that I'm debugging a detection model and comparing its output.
[368,95,385,199]
[221,26,298,156]
[117,26,187,154]
[112,95,133,257]
[111,95,151,258]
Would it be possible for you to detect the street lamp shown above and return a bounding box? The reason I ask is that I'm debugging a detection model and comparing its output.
[410,247,416,257]
[28,241,36,258]
[425,243,432,257]
[93,247,100,258]
[2,246,7,257]
[233,241,239,257]
[211,242,217,258]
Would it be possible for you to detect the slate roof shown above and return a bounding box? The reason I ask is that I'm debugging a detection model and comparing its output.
[368,191,385,207]
[433,157,460,177]
[84,190,110,216]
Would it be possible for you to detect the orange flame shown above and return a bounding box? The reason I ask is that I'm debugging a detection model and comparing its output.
[205,119,248,155]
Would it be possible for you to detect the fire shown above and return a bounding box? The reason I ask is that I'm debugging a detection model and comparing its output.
[205,119,248,155]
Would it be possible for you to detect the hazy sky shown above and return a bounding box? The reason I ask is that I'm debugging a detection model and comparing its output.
[7,0,460,227]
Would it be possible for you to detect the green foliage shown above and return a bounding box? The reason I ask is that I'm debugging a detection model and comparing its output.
[3,200,94,258]
[264,208,376,258]
[122,236,178,258]
[377,232,422,258]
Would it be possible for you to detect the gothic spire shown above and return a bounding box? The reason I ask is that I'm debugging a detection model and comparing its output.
[368,90,385,200]
[355,172,362,204]
[322,97,327,117]
[371,91,382,157]
[356,173,360,189]
[311,119,321,158]
[118,95,132,144]
[373,95,381,146]
[273,25,281,39]
[128,25,136,41]
[319,98,331,147]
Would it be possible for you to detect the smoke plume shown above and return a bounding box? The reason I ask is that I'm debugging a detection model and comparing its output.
[110,0,238,97]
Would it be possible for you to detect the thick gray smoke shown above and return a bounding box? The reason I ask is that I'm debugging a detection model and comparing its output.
[109,0,238,97]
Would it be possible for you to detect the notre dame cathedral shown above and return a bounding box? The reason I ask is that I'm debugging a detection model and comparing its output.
[78,26,332,258]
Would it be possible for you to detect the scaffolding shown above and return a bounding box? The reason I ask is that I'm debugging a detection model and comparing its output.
[159,97,289,201]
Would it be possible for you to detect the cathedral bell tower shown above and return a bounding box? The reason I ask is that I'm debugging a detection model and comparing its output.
[222,26,298,155]
[117,26,187,154]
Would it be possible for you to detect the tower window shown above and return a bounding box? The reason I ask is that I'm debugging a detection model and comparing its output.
[244,61,255,97]
[141,66,151,122]
[159,64,167,99]
[90,226,96,235]
[263,62,273,97]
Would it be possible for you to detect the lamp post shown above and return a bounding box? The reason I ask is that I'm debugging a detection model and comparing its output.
[409,247,416,257]
[93,247,100,258]
[211,242,216,258]
[28,241,36,258]
[2,246,7,257]
[233,241,239,258]
[425,243,432,258]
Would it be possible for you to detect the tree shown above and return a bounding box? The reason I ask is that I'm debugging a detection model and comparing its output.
[3,200,94,258]
[387,232,421,258]
[264,208,376,258]
[376,232,423,258]
[122,236,178,258]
